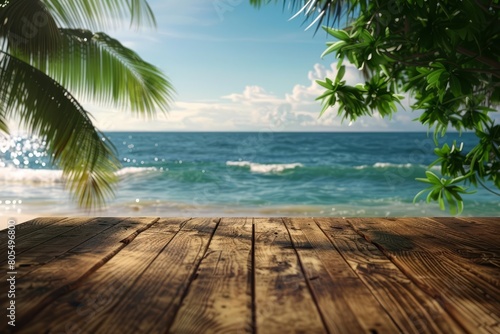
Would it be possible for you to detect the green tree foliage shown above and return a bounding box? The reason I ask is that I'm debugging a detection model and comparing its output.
[0,0,174,208]
[251,0,500,214]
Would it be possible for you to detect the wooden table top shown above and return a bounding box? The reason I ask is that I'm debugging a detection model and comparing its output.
[1,217,499,333]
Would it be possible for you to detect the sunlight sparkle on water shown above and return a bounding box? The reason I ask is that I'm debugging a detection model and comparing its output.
[0,134,49,169]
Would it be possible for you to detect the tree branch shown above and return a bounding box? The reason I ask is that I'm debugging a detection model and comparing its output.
[457,46,500,78]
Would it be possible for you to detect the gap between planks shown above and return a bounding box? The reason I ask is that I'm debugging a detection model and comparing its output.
[7,217,498,334]
[347,217,500,334]
[12,217,162,330]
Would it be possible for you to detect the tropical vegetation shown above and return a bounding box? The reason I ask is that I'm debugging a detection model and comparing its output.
[0,0,173,208]
[251,0,500,214]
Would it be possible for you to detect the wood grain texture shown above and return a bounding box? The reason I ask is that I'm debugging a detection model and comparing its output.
[21,217,185,334]
[0,217,87,266]
[377,217,500,289]
[319,218,464,334]
[90,217,218,334]
[169,217,253,333]
[400,217,499,287]
[284,217,399,334]
[434,217,500,252]
[11,217,127,276]
[254,217,325,333]
[2,217,158,332]
[3,217,499,334]
[0,217,65,244]
[349,218,500,334]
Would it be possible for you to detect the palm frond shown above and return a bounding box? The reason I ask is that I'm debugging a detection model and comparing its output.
[13,29,174,117]
[0,113,8,134]
[43,0,156,31]
[0,0,61,54]
[250,0,353,31]
[0,51,120,208]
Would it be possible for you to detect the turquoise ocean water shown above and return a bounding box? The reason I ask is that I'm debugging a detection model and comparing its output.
[1,132,498,217]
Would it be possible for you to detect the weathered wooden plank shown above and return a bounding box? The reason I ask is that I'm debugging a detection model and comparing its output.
[349,218,500,334]
[254,217,325,333]
[317,218,465,334]
[88,218,219,334]
[7,216,499,334]
[169,217,253,333]
[450,217,500,268]
[284,217,400,334]
[433,217,500,250]
[397,217,500,287]
[465,217,500,223]
[12,217,127,274]
[458,217,500,231]
[2,217,116,298]
[2,217,158,332]
[0,217,84,266]
[424,217,500,253]
[20,217,186,333]
[0,217,65,243]
[7,217,151,281]
[400,217,499,289]
[457,217,500,269]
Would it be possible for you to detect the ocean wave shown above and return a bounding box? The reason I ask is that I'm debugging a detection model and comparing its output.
[354,162,424,170]
[115,167,157,177]
[0,166,63,184]
[226,161,303,174]
[0,166,157,185]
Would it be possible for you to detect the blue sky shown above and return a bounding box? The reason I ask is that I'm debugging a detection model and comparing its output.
[81,1,433,132]
[126,1,329,100]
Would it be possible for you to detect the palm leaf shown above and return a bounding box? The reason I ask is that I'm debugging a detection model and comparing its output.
[13,28,174,116]
[0,0,61,54]
[0,51,120,208]
[0,112,8,133]
[250,0,351,31]
[43,0,156,31]
[0,83,7,133]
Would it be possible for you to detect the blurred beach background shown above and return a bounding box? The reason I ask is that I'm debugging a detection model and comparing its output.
[1,131,498,229]
[3,2,500,229]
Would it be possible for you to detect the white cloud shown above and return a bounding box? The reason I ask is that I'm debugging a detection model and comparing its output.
[84,62,427,132]
[223,86,282,105]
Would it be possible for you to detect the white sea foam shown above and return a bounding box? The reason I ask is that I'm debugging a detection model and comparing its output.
[374,162,413,168]
[0,166,63,184]
[0,166,157,184]
[355,162,417,170]
[226,161,302,174]
[115,167,157,176]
